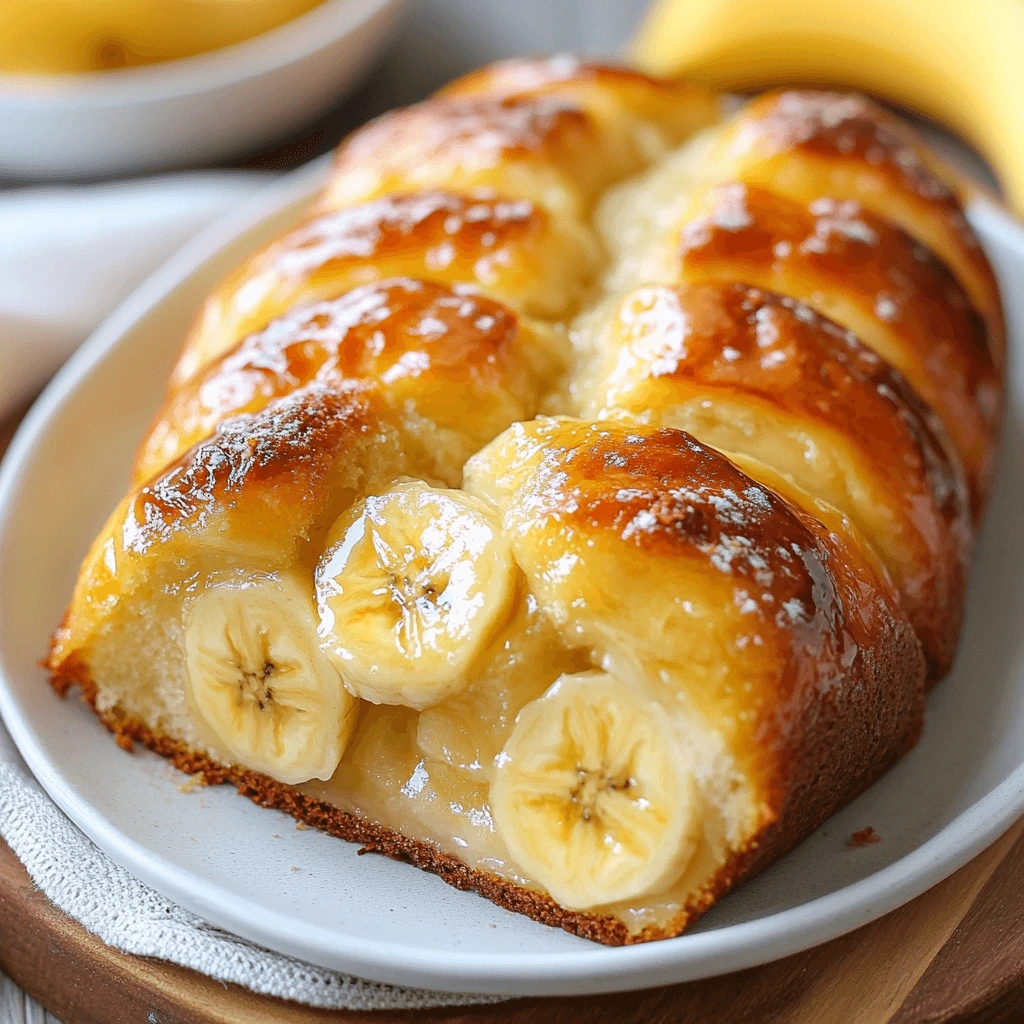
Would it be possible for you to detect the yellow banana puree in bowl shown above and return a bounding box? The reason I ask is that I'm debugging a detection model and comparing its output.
[0,0,329,74]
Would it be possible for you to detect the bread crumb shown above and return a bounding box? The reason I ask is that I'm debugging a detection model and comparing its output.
[290,865,299,872]
[848,826,881,848]
[272,834,281,840]
[295,821,308,831]
[177,772,206,794]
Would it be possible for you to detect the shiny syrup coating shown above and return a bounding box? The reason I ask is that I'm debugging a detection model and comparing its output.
[712,90,1005,364]
[265,191,595,313]
[675,182,1000,512]
[48,61,963,940]
[125,383,384,555]
[174,190,598,385]
[502,418,925,790]
[137,278,537,485]
[438,56,721,143]
[593,281,971,676]
[51,381,404,665]
[324,95,614,218]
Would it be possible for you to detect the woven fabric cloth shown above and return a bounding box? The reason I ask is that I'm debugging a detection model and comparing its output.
[0,720,504,1011]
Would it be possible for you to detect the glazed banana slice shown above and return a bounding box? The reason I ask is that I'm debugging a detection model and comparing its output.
[184,573,358,786]
[490,672,698,910]
[315,479,518,710]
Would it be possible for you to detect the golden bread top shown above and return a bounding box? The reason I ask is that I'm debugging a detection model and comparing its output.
[573,280,971,677]
[174,192,598,386]
[137,277,559,487]
[672,182,999,508]
[708,90,1005,362]
[580,281,967,534]
[53,60,1001,699]
[464,417,918,789]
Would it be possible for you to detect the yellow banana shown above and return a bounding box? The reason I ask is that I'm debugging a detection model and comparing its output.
[632,0,1024,215]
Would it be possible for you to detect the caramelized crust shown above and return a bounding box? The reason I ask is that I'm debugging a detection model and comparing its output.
[138,278,559,486]
[438,56,723,150]
[476,418,925,807]
[673,183,1000,512]
[324,63,720,222]
[324,96,619,222]
[579,282,971,677]
[51,382,408,669]
[709,90,1005,364]
[174,191,599,385]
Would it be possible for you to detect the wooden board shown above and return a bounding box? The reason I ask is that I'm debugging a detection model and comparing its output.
[4,821,1024,1024]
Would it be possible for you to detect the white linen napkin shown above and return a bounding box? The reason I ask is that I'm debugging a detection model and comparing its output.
[0,173,508,1010]
[0,174,276,421]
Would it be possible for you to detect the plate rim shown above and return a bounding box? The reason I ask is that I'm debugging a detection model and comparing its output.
[2,165,1024,996]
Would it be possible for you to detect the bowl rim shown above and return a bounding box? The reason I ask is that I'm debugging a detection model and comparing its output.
[1,161,1024,994]
[0,0,403,106]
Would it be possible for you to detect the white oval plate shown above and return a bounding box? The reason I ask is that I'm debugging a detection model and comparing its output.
[1,163,1024,997]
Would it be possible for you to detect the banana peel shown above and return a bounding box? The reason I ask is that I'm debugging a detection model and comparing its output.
[631,0,1024,216]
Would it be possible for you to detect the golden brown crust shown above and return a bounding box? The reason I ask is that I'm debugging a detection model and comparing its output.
[49,382,408,669]
[492,419,927,799]
[324,61,720,221]
[137,278,548,485]
[710,90,1005,366]
[324,96,610,220]
[47,62,1003,945]
[173,191,598,385]
[585,282,971,677]
[674,183,1000,512]
[437,56,723,144]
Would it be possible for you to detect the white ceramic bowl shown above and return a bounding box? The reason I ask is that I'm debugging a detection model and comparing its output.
[0,0,405,179]
[1,166,1024,996]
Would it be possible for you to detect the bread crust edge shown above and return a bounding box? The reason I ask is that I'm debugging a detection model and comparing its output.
[49,651,921,947]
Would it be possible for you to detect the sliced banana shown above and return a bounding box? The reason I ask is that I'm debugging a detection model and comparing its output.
[315,479,518,710]
[489,671,698,910]
[183,573,358,785]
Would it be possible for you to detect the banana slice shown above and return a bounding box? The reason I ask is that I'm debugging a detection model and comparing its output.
[490,671,698,910]
[315,480,518,710]
[184,573,358,785]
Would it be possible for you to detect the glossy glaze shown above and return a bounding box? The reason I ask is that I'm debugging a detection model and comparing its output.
[580,281,971,676]
[176,191,599,384]
[48,62,1001,941]
[710,90,1005,363]
[472,417,924,799]
[140,278,560,486]
[324,62,720,222]
[438,55,723,145]
[324,95,612,221]
[673,182,1000,511]
[51,381,407,666]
